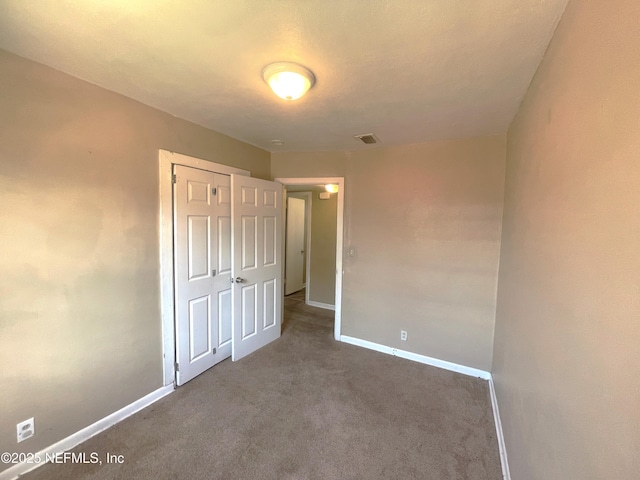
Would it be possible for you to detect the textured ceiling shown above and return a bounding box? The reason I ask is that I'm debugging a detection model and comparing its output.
[0,0,568,152]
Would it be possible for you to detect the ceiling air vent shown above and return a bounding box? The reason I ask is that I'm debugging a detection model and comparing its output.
[354,133,380,145]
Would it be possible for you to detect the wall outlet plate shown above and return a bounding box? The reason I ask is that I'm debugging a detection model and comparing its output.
[17,418,35,443]
[400,330,408,341]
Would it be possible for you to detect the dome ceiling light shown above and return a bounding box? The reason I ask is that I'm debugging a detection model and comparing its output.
[262,62,316,101]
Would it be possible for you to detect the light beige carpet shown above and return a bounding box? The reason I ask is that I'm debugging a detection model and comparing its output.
[21,291,502,479]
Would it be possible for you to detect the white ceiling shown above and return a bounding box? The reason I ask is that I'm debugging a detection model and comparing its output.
[0,0,568,152]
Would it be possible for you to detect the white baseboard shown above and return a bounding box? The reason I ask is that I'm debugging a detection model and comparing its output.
[0,385,174,480]
[307,300,335,311]
[339,335,491,379]
[488,377,511,480]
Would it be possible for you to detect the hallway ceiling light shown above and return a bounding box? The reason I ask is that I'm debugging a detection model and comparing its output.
[262,62,316,101]
[325,184,339,193]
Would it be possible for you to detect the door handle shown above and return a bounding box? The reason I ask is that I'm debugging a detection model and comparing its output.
[234,277,245,284]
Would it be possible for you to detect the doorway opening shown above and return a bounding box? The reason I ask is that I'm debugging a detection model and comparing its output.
[276,177,344,341]
[284,192,311,297]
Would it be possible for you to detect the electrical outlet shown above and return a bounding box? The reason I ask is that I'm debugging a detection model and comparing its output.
[17,418,35,443]
[400,330,407,341]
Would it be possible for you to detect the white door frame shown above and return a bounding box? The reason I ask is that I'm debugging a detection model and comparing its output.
[158,149,249,386]
[275,177,344,341]
[285,191,312,296]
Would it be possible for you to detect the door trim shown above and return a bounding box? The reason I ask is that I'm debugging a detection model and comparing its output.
[275,177,344,341]
[158,149,249,386]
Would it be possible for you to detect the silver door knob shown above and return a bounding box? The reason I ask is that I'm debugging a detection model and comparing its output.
[234,277,244,283]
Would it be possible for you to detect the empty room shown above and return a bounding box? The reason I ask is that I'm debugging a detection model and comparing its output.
[1,1,638,479]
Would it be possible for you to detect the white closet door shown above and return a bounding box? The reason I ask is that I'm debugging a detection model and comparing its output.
[174,165,232,385]
[231,175,283,361]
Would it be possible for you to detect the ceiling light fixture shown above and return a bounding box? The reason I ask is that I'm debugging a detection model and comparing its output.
[262,62,316,101]
[325,184,339,193]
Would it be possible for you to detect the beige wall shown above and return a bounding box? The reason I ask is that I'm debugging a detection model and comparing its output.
[493,0,640,478]
[272,136,506,370]
[0,49,269,465]
[309,190,337,306]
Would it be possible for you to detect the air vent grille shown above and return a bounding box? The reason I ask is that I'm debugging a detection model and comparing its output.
[354,133,379,144]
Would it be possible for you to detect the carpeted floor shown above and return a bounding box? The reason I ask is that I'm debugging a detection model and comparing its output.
[21,290,502,480]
